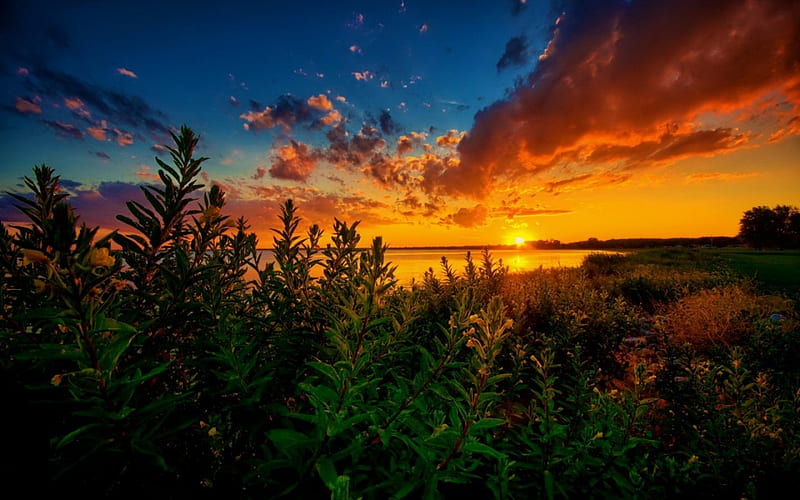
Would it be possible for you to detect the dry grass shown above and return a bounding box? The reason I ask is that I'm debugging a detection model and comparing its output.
[660,284,791,350]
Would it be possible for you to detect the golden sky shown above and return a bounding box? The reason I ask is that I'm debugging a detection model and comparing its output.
[1,1,798,247]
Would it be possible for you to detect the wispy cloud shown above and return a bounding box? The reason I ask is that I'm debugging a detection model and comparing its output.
[20,66,170,141]
[43,120,83,140]
[15,97,41,114]
[685,171,759,183]
[135,164,159,181]
[116,67,138,78]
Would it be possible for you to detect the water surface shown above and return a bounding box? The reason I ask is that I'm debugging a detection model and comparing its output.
[255,248,612,285]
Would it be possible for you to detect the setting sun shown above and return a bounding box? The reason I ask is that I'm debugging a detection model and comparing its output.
[514,236,526,246]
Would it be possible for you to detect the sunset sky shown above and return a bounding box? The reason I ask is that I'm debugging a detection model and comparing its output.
[1,0,798,247]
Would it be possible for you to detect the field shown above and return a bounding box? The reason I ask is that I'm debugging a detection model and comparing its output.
[714,249,800,293]
[3,161,799,499]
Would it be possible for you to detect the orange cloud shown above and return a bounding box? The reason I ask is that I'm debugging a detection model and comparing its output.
[113,128,134,146]
[545,174,593,194]
[116,67,138,78]
[307,94,333,111]
[87,123,108,141]
[768,116,800,143]
[135,165,159,181]
[320,109,342,126]
[447,205,488,228]
[15,97,41,114]
[352,71,375,81]
[436,129,465,148]
[397,131,427,155]
[240,107,275,130]
[269,140,318,182]
[452,0,800,198]
[64,97,84,110]
[685,172,759,183]
[252,166,267,180]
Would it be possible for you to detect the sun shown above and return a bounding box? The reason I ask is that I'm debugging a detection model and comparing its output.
[514,236,526,247]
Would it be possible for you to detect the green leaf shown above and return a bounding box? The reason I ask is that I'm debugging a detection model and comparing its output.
[56,423,105,449]
[268,428,314,458]
[316,457,338,488]
[544,469,555,500]
[470,418,506,431]
[486,373,512,386]
[308,361,339,385]
[462,440,507,460]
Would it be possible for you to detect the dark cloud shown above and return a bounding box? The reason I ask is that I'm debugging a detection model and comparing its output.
[544,174,592,193]
[92,151,111,160]
[378,109,402,135]
[241,94,336,133]
[20,66,171,138]
[511,0,528,16]
[496,35,530,71]
[323,124,388,169]
[396,131,426,155]
[42,119,83,140]
[273,94,312,126]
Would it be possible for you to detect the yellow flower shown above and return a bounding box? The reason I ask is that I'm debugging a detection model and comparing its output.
[21,248,48,266]
[208,427,218,437]
[200,206,221,224]
[89,247,115,268]
[592,431,604,440]
[51,374,64,386]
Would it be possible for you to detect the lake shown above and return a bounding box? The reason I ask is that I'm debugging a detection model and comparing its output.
[253,248,613,285]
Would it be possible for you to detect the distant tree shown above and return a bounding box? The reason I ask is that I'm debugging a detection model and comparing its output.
[738,204,800,249]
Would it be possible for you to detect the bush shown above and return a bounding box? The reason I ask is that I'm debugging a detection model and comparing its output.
[2,126,798,498]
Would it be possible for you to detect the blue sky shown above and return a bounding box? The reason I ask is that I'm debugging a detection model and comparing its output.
[1,0,798,246]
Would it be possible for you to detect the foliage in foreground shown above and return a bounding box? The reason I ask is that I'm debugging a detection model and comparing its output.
[2,127,799,499]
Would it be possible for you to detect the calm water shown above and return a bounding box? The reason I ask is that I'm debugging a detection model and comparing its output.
[253,248,611,285]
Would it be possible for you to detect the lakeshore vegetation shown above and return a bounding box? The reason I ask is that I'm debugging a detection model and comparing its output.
[2,127,798,499]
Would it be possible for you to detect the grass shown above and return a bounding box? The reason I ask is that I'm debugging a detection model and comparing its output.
[624,247,800,293]
[713,249,800,292]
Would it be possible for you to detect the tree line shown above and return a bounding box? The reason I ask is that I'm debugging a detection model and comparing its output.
[738,205,800,250]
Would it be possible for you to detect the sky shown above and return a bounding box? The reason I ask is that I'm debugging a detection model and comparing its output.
[1,0,798,247]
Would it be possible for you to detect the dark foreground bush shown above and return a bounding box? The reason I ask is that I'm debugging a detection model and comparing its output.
[2,127,798,498]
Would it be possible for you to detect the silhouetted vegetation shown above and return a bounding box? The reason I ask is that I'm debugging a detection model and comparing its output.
[2,127,798,499]
[738,205,800,250]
